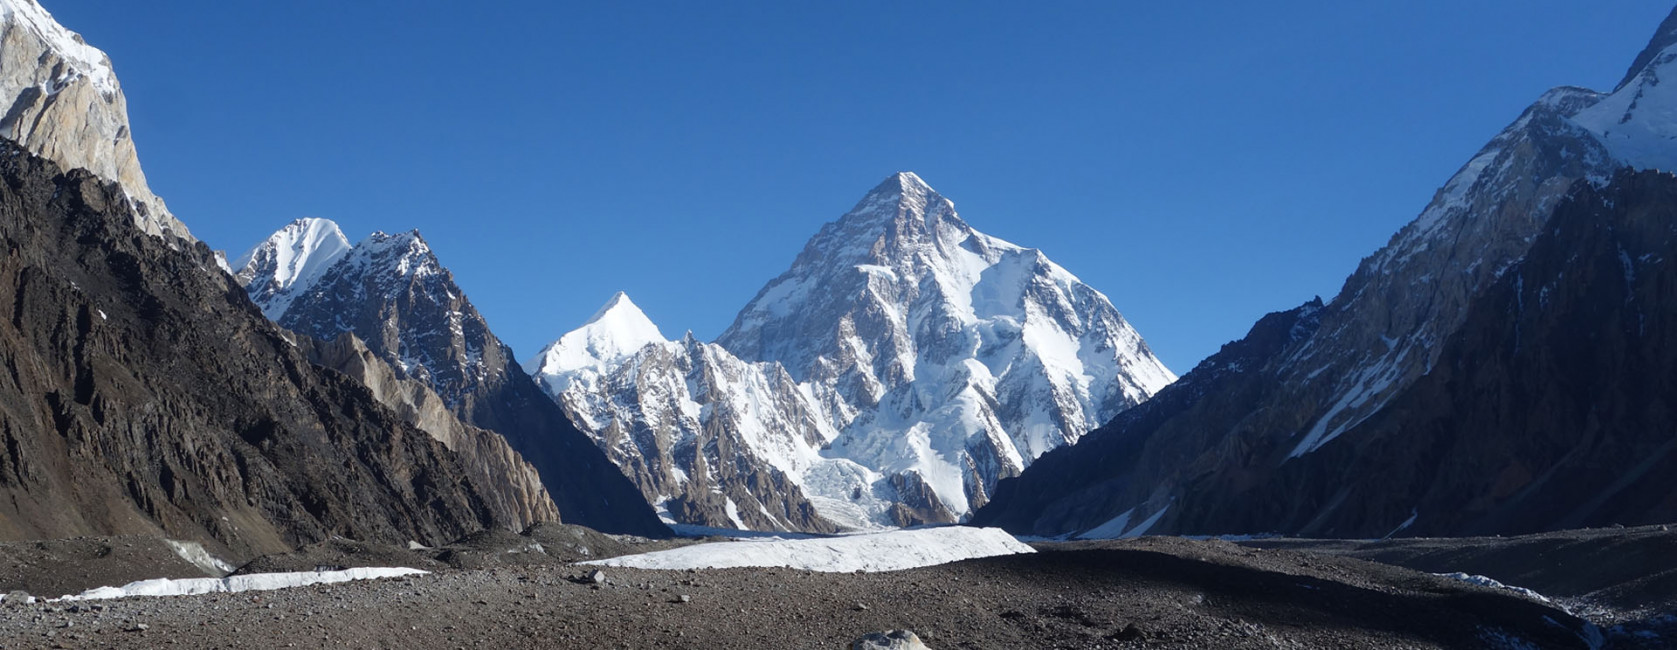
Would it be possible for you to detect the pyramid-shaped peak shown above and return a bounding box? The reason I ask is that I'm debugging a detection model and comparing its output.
[865,171,937,201]
[525,292,667,381]
[585,291,652,327]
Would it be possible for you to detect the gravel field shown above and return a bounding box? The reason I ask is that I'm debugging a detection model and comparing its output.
[0,534,1637,649]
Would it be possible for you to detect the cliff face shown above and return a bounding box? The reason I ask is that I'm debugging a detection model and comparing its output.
[0,0,189,242]
[0,142,536,561]
[296,334,561,529]
[239,222,669,537]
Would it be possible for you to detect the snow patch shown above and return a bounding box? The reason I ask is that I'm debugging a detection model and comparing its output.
[165,539,234,575]
[56,567,427,601]
[583,526,1032,573]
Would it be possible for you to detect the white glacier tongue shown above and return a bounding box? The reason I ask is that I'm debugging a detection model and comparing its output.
[581,526,1033,573]
[234,218,353,321]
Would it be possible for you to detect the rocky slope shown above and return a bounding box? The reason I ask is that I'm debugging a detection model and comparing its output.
[530,173,1175,530]
[0,536,1612,649]
[237,220,667,537]
[0,141,546,562]
[295,334,560,527]
[0,0,189,242]
[976,7,1677,539]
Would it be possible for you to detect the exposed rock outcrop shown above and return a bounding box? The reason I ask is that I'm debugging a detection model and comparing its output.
[0,141,536,561]
[0,0,189,242]
[238,221,668,537]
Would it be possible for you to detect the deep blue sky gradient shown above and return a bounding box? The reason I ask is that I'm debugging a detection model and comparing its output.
[43,1,1674,371]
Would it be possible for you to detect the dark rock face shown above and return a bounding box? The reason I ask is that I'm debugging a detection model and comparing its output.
[293,334,560,528]
[269,231,667,537]
[975,11,1677,539]
[981,172,1677,539]
[1251,171,1677,537]
[0,142,534,561]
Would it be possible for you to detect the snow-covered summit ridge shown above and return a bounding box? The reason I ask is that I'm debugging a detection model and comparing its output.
[716,172,1175,519]
[0,0,116,95]
[234,218,353,321]
[0,0,192,242]
[523,292,667,392]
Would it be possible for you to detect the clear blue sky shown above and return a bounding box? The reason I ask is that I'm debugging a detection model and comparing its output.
[44,0,1674,372]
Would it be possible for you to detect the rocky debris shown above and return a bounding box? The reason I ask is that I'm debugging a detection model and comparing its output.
[977,7,1677,541]
[853,630,930,649]
[0,535,1610,649]
[0,140,529,562]
[0,536,221,597]
[587,570,607,586]
[238,220,667,538]
[0,0,190,242]
[1251,522,1677,626]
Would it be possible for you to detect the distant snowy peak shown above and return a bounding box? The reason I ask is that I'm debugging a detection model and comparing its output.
[718,171,1175,519]
[524,292,668,393]
[234,218,352,320]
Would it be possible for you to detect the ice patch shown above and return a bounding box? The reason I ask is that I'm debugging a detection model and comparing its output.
[583,526,1033,573]
[1438,572,1552,604]
[56,567,427,601]
[165,539,234,575]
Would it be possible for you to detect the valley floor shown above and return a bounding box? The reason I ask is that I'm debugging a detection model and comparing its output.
[3,529,1669,649]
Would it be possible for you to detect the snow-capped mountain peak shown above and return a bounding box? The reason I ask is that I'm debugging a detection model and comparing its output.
[234,218,352,321]
[0,0,116,95]
[523,292,667,391]
[0,0,191,241]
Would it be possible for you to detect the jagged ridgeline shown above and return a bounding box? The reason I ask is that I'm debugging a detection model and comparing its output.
[527,173,1177,532]
[976,5,1677,539]
[0,0,572,560]
[0,142,558,561]
[235,220,668,537]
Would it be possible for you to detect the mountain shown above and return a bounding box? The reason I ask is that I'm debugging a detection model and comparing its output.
[975,7,1677,539]
[0,0,189,242]
[531,173,1175,530]
[717,173,1175,519]
[527,294,898,532]
[0,140,554,561]
[236,219,668,537]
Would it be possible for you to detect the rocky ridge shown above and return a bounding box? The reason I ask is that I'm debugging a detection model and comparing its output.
[237,220,668,537]
[976,6,1677,539]
[530,173,1175,530]
[0,140,543,561]
[0,0,189,242]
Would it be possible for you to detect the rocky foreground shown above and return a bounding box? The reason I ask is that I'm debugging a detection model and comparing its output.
[3,527,1670,649]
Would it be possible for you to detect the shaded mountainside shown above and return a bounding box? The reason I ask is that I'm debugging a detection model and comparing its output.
[976,8,1677,539]
[241,221,667,537]
[981,171,1677,539]
[0,142,545,561]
